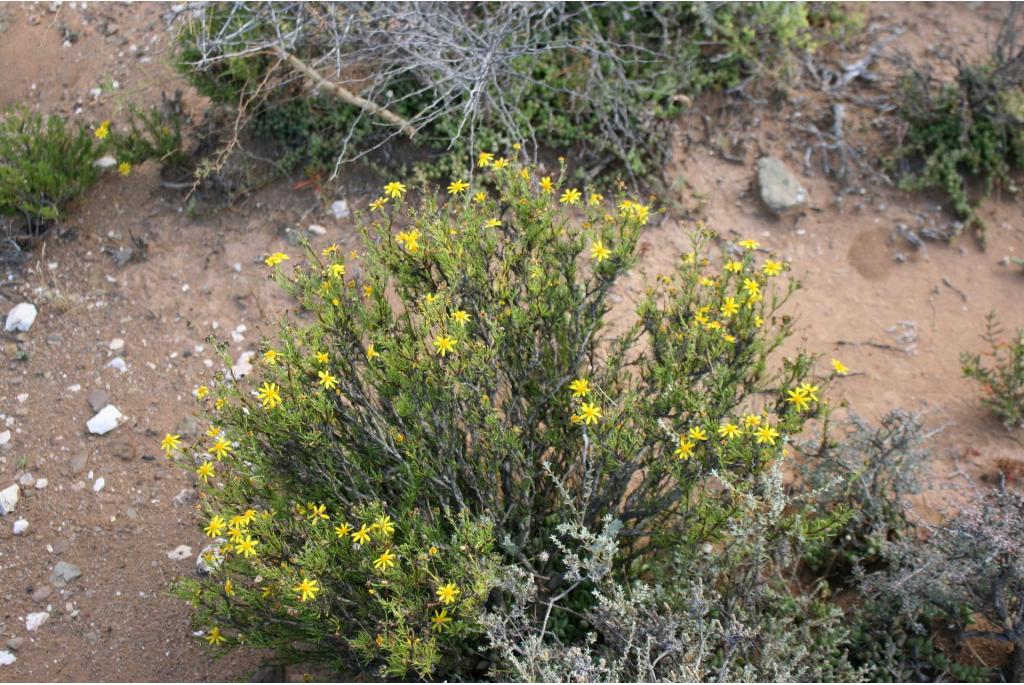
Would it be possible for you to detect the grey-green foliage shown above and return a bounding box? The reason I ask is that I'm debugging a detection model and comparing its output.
[482,465,861,682]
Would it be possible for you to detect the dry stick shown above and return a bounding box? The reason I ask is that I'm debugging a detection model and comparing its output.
[274,47,417,139]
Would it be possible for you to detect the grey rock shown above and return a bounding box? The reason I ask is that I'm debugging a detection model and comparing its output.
[174,415,201,438]
[0,484,19,516]
[31,585,51,602]
[69,454,88,474]
[756,157,808,214]
[50,561,81,588]
[172,488,197,507]
[330,200,350,219]
[5,637,24,651]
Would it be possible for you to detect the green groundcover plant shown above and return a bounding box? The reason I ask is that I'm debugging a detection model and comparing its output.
[167,153,874,679]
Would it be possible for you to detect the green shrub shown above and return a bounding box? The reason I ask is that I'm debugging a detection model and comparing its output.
[165,155,855,678]
[173,2,828,187]
[892,8,1024,246]
[0,109,105,230]
[962,312,1024,430]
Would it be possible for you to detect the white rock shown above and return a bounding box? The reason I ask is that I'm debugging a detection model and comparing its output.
[230,351,255,379]
[35,478,48,490]
[87,405,123,435]
[0,430,9,445]
[307,223,327,236]
[93,155,117,170]
[108,357,127,372]
[5,303,37,332]
[67,384,82,393]
[0,484,18,515]
[18,472,34,487]
[92,477,105,493]
[196,542,224,575]
[12,518,28,535]
[109,338,124,352]
[25,611,49,632]
[330,200,350,219]
[0,651,15,666]
[167,544,192,561]
[16,394,28,403]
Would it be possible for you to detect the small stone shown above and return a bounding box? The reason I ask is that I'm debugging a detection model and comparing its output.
[230,351,255,379]
[18,472,34,488]
[0,484,19,515]
[125,507,138,519]
[756,157,808,214]
[49,539,70,554]
[330,200,350,219]
[0,431,9,446]
[108,357,127,373]
[307,223,327,236]
[50,561,81,588]
[31,585,51,602]
[0,651,15,666]
[93,155,117,170]
[25,612,49,632]
[92,477,105,493]
[34,478,48,490]
[12,518,28,535]
[109,338,124,352]
[167,544,192,561]
[174,415,200,438]
[5,637,24,651]
[86,405,123,435]
[5,303,37,332]
[69,454,88,474]
[172,488,197,507]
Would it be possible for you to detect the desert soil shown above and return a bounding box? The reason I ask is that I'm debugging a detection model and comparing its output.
[0,1,1021,681]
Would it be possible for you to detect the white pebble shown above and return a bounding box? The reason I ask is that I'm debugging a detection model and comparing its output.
[108,357,127,372]
[86,405,123,435]
[35,478,48,490]
[93,477,105,493]
[25,612,49,632]
[12,518,28,535]
[0,650,15,666]
[4,303,37,332]
[109,338,124,352]
[167,544,192,561]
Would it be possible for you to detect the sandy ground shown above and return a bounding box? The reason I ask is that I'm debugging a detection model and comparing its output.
[0,1,1021,681]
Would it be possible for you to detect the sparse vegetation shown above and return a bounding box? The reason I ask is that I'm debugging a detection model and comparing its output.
[962,312,1024,430]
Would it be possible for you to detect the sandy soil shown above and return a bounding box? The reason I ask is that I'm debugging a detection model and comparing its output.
[0,1,1021,681]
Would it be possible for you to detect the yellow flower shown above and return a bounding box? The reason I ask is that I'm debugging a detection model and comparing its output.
[718,423,742,440]
[721,297,739,318]
[209,437,231,460]
[477,151,494,168]
[329,263,345,278]
[263,349,280,365]
[205,626,226,646]
[618,200,651,225]
[204,515,226,538]
[743,278,761,298]
[322,243,339,257]
[798,383,820,402]
[94,120,110,140]
[591,240,612,263]
[588,192,604,207]
[755,425,780,445]
[675,438,696,460]
[560,188,582,205]
[763,260,784,277]
[484,218,502,229]
[436,582,460,604]
[318,370,338,390]
[257,382,282,409]
[578,402,602,425]
[306,502,329,524]
[235,536,259,558]
[724,260,743,273]
[196,461,215,483]
[313,351,329,364]
[374,514,396,537]
[265,252,289,267]
[240,509,257,525]
[431,608,453,632]
[754,315,764,328]
[206,425,221,439]
[373,548,397,572]
[369,196,388,212]
[117,161,132,177]
[294,577,320,602]
[383,181,407,199]
[452,310,471,325]
[743,414,762,429]
[786,388,811,412]
[699,276,716,287]
[352,525,372,545]
[539,176,554,193]
[195,385,209,400]
[227,524,244,544]
[223,578,234,596]
[429,546,439,556]
[688,426,708,442]
[831,358,849,376]
[335,522,353,539]
[433,336,457,357]
[447,179,469,195]
[161,433,181,456]
[492,157,509,170]
[472,191,487,204]
[569,378,591,398]
[738,239,759,250]
[367,343,380,360]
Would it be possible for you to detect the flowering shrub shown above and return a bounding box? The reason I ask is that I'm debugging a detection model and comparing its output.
[962,312,1024,430]
[167,156,851,678]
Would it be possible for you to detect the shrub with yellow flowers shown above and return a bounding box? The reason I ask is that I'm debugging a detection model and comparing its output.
[168,155,852,679]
